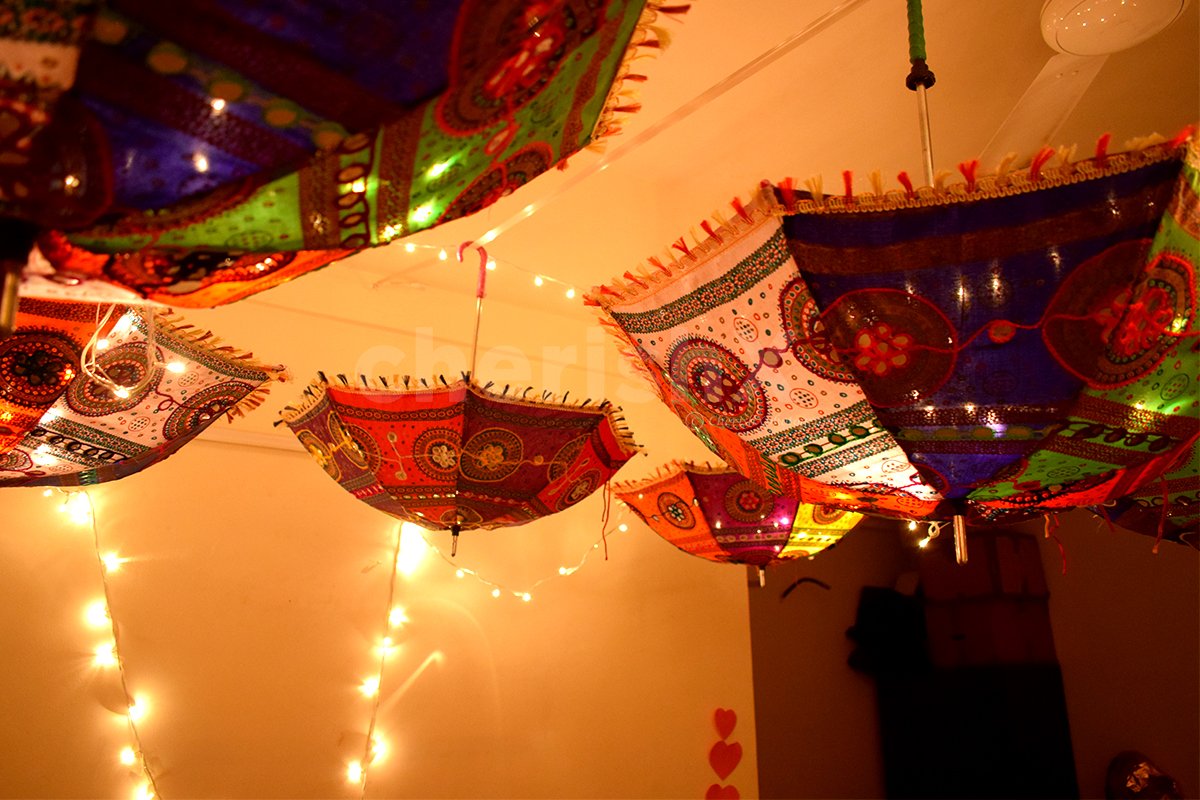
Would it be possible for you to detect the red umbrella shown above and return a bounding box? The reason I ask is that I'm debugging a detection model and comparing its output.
[613,461,863,581]
[281,244,639,552]
[1,303,284,487]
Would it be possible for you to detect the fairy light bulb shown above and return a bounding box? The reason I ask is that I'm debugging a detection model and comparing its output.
[93,642,118,668]
[113,387,131,399]
[618,524,628,532]
[521,593,532,603]
[388,606,408,628]
[371,736,388,764]
[491,588,501,599]
[84,599,109,628]
[210,97,226,112]
[565,288,576,299]
[165,362,185,374]
[359,676,380,697]
[427,161,451,179]
[396,523,428,576]
[347,760,364,784]
[134,781,155,800]
[486,259,497,271]
[127,696,148,722]
[62,493,92,525]
[534,275,544,287]
[102,552,125,573]
[119,746,137,766]
[404,243,416,253]
[350,178,366,193]
[455,569,465,579]
[412,204,434,222]
[192,153,209,173]
[97,338,110,350]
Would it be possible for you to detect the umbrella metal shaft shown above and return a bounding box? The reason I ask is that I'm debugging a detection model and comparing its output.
[470,294,483,378]
[916,84,935,187]
[0,260,19,339]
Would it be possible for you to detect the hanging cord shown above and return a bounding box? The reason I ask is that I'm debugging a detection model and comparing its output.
[903,0,936,185]
[79,305,161,398]
[456,242,488,379]
[82,492,163,799]
[358,524,403,799]
[599,481,613,561]
[1042,513,1068,575]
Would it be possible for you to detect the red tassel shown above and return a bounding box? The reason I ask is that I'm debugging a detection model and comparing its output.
[897,171,915,198]
[623,74,648,82]
[582,296,599,306]
[700,219,722,243]
[1153,479,1171,553]
[638,38,662,49]
[600,285,621,297]
[731,197,751,223]
[622,271,648,289]
[647,256,670,274]
[653,3,692,13]
[670,236,691,258]
[612,104,642,114]
[841,170,854,204]
[777,177,797,210]
[1094,132,1112,167]
[957,159,979,192]
[1029,146,1055,181]
[1168,124,1196,150]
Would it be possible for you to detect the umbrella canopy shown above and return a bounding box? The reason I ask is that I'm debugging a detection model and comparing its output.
[279,376,639,547]
[0,304,284,487]
[613,461,863,567]
[588,135,1199,531]
[2,0,674,308]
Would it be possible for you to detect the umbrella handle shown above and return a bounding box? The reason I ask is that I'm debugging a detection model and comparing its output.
[457,242,488,379]
[903,0,936,186]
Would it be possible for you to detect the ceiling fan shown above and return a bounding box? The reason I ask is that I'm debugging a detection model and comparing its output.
[979,0,1191,167]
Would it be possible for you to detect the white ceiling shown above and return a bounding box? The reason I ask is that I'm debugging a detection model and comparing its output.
[1,1,1197,797]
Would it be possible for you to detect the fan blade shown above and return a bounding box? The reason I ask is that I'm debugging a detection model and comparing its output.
[979,52,1107,169]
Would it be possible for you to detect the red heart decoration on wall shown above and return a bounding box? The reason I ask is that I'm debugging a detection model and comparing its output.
[713,708,737,740]
[705,784,740,800]
[708,740,742,781]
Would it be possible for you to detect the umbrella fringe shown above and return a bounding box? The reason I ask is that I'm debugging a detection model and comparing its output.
[587,0,694,147]
[278,372,644,455]
[585,182,771,307]
[766,129,1193,216]
[610,458,736,494]
[152,310,288,380]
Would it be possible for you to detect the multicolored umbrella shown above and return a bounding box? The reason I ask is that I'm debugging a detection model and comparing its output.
[613,461,863,576]
[588,135,1199,549]
[1,303,284,487]
[280,375,639,552]
[2,0,679,310]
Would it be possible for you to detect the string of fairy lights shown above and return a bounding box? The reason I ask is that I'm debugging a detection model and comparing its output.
[37,479,945,797]
[343,509,633,793]
[370,238,582,301]
[49,489,160,800]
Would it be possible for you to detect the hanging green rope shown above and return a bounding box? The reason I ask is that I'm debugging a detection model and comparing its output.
[905,0,936,90]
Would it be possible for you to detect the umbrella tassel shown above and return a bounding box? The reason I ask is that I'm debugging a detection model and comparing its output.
[841,170,854,204]
[450,523,461,557]
[897,171,915,198]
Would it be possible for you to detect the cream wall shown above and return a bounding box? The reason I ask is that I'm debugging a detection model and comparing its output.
[0,438,758,798]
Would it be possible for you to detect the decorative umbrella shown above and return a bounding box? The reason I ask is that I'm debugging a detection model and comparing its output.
[280,243,639,552]
[1,0,681,317]
[1,304,285,487]
[613,461,863,581]
[588,134,1199,558]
